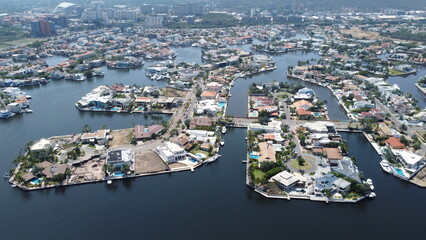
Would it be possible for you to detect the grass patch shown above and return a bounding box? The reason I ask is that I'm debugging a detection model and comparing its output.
[253,169,265,180]
[389,69,405,76]
[290,159,312,171]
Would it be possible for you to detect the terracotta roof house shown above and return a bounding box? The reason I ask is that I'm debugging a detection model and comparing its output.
[258,142,276,163]
[200,91,218,99]
[189,117,213,129]
[292,100,314,110]
[297,108,313,120]
[134,124,164,140]
[385,137,405,149]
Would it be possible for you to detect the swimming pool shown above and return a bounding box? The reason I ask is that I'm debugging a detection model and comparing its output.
[218,102,226,109]
[111,107,120,111]
[114,173,125,177]
[393,167,405,177]
[313,112,320,117]
[30,178,40,184]
[189,158,198,163]
[196,153,206,159]
[250,153,259,159]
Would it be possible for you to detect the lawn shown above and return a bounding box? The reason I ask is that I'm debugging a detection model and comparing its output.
[290,159,312,171]
[253,169,265,180]
[389,69,405,76]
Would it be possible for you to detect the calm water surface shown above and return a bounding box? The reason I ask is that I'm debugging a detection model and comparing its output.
[1,41,425,240]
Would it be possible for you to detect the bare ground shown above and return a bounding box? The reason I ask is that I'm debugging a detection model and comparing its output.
[162,87,189,98]
[134,150,169,174]
[109,129,133,147]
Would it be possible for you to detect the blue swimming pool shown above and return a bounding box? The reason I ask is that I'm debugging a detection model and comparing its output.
[250,154,259,159]
[30,178,40,184]
[111,107,120,111]
[114,173,125,177]
[313,112,320,117]
[393,167,405,177]
[189,158,198,163]
[218,102,226,109]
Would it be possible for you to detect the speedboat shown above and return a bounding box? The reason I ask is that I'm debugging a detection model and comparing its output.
[221,126,227,134]
[107,179,112,184]
[369,192,376,198]
[380,160,392,174]
[220,139,225,146]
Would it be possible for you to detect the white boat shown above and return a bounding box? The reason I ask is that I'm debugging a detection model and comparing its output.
[107,179,112,184]
[369,192,376,198]
[23,109,33,113]
[205,155,218,163]
[220,139,225,146]
[221,126,227,134]
[366,178,374,190]
[380,160,392,173]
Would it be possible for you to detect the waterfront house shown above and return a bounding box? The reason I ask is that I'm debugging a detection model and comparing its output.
[81,129,110,145]
[155,142,186,164]
[106,148,134,166]
[200,90,218,100]
[323,148,343,165]
[189,117,214,129]
[258,141,276,163]
[30,139,54,153]
[392,150,425,172]
[134,125,164,140]
[385,137,406,149]
[271,171,306,191]
[314,174,351,196]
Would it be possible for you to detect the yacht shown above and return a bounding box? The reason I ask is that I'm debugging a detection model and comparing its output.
[369,192,376,198]
[205,155,218,164]
[107,179,112,184]
[221,126,227,134]
[366,178,374,190]
[380,160,392,173]
[220,139,225,146]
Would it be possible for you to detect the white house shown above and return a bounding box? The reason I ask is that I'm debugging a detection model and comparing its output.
[393,150,425,172]
[155,142,186,164]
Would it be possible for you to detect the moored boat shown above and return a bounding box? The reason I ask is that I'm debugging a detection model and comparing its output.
[221,126,227,134]
[380,160,392,173]
[220,139,225,146]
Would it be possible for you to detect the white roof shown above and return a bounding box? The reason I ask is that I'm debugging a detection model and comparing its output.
[271,171,306,187]
[399,150,423,165]
[30,138,52,151]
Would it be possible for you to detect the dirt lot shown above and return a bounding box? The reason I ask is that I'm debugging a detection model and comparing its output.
[109,129,133,147]
[162,87,189,98]
[340,27,381,40]
[71,159,105,183]
[135,150,169,174]
[411,167,426,187]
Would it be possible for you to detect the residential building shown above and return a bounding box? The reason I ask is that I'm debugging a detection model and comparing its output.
[155,142,186,164]
[134,125,164,140]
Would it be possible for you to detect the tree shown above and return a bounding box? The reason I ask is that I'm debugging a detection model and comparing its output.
[82,125,91,133]
[297,156,306,167]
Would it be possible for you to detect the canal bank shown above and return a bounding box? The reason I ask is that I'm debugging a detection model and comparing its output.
[2,128,426,239]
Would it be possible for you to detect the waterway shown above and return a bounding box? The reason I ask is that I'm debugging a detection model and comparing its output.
[387,66,426,108]
[1,38,425,240]
[1,128,426,239]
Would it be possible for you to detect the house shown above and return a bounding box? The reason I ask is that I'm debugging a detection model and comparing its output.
[30,138,54,152]
[200,143,212,152]
[323,148,343,165]
[393,150,425,172]
[134,125,164,140]
[385,137,405,149]
[314,174,351,196]
[106,148,134,166]
[271,171,306,191]
[200,90,218,99]
[155,142,186,164]
[297,108,313,120]
[36,161,68,179]
[135,97,153,107]
[258,141,276,163]
[189,117,213,129]
[292,100,314,110]
[81,129,110,145]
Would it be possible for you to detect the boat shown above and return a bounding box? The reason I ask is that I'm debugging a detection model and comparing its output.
[220,139,225,146]
[221,126,227,134]
[107,179,112,184]
[242,160,247,163]
[3,172,10,179]
[23,109,33,113]
[366,178,374,190]
[11,184,16,188]
[369,192,376,198]
[205,155,218,164]
[380,160,392,173]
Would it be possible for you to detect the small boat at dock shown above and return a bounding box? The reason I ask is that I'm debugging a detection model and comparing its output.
[221,126,227,134]
[366,178,374,190]
[220,139,225,146]
[107,179,112,184]
[380,160,392,173]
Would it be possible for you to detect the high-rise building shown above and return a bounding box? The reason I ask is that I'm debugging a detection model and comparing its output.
[140,4,153,14]
[174,3,203,16]
[153,5,169,14]
[144,15,163,28]
[31,19,56,37]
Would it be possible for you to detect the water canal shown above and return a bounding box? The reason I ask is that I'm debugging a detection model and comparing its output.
[1,40,425,240]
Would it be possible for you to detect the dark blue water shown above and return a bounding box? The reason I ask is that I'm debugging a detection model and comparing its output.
[2,129,425,239]
[1,40,425,240]
[387,66,426,108]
